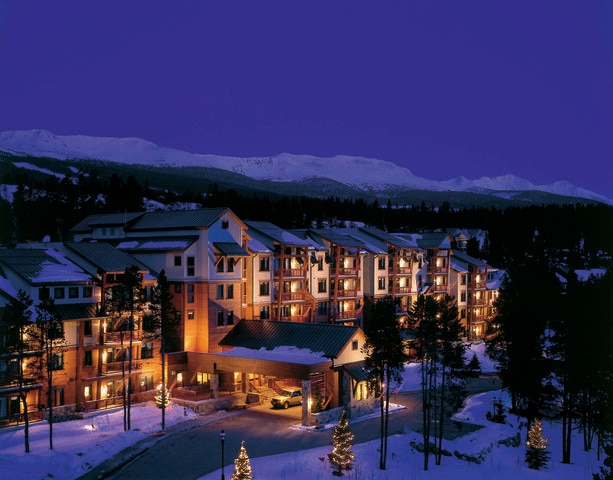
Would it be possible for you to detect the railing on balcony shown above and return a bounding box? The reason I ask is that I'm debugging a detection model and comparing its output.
[104,331,143,343]
[331,267,358,276]
[102,361,142,373]
[470,297,487,306]
[389,266,412,274]
[273,268,305,278]
[275,291,308,302]
[335,289,358,298]
[333,310,359,321]
[390,286,411,295]
[432,283,448,292]
[433,266,448,273]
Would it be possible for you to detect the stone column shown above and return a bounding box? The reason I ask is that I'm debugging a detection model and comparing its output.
[301,379,311,427]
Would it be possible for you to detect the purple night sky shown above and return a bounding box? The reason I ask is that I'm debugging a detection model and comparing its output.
[1,1,612,197]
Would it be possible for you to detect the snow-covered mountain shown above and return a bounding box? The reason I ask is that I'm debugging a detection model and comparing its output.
[0,129,609,204]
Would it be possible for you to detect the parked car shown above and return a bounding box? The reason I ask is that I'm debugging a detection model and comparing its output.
[271,388,302,409]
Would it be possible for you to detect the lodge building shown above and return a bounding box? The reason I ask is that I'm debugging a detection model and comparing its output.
[0,208,501,427]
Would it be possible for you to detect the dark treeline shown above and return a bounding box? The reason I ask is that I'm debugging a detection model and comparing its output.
[1,171,611,269]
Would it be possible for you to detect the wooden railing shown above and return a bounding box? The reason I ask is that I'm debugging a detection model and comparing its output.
[104,331,143,343]
[102,361,142,373]
[274,268,305,278]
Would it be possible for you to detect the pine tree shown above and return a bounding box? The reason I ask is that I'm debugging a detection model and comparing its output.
[362,296,407,470]
[525,417,551,470]
[328,409,355,476]
[232,440,253,480]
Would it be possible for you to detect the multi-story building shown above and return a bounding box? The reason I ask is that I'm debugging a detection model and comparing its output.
[306,230,366,327]
[0,245,162,423]
[245,221,315,323]
[72,208,251,354]
[1,207,505,427]
[449,249,498,340]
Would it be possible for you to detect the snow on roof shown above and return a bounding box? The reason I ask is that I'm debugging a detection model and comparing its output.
[247,237,272,254]
[215,345,329,366]
[35,249,92,283]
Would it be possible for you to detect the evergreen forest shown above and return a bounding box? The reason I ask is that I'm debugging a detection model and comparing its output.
[1,168,611,271]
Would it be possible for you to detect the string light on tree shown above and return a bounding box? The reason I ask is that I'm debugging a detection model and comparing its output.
[328,409,355,476]
[232,440,253,480]
[154,384,170,409]
[525,417,550,470]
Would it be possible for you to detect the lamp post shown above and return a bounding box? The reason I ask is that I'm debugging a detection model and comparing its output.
[219,429,226,480]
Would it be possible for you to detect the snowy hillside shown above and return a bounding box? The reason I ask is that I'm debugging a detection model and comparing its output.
[0,129,609,204]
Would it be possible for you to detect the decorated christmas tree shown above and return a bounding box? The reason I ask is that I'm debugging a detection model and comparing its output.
[232,440,253,480]
[328,409,355,476]
[525,417,550,470]
[154,384,170,409]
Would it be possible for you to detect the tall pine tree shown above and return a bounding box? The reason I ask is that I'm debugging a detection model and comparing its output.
[142,269,177,429]
[362,296,407,470]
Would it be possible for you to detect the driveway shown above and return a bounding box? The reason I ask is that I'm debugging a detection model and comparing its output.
[82,376,501,480]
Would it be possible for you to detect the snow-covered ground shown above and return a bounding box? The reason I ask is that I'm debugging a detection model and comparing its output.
[0,343,606,479]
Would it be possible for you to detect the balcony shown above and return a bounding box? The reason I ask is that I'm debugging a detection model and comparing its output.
[335,289,358,298]
[390,286,411,295]
[274,268,305,278]
[274,291,308,302]
[389,266,412,275]
[330,267,358,277]
[333,310,360,321]
[432,283,448,292]
[102,361,143,373]
[104,331,143,344]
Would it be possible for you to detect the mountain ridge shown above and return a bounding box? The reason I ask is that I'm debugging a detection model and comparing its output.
[0,129,609,205]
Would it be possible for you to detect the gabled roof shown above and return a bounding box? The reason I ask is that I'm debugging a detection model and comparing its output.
[65,242,150,274]
[219,320,359,359]
[245,221,312,249]
[310,229,365,248]
[417,232,453,249]
[358,227,414,249]
[450,249,490,268]
[0,248,92,284]
[329,228,386,254]
[128,208,229,231]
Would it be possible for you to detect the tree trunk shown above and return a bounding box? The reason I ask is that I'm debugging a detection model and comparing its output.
[121,331,127,431]
[128,318,133,431]
[48,348,54,450]
[436,366,447,465]
[379,386,385,469]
